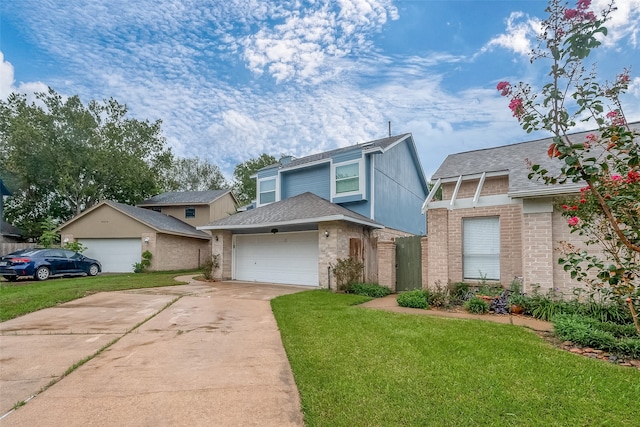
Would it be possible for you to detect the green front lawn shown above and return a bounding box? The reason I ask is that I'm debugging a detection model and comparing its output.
[272,290,640,427]
[0,271,193,321]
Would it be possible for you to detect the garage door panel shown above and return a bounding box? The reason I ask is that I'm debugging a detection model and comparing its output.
[78,239,142,273]
[234,232,318,286]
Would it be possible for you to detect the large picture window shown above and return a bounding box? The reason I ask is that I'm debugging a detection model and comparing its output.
[463,217,500,280]
[259,178,276,205]
[335,162,359,194]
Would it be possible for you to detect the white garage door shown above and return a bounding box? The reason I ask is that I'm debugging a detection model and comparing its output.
[78,238,142,273]
[234,231,319,286]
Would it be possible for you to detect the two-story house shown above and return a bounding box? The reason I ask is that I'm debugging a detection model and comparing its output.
[198,133,429,288]
[58,190,238,273]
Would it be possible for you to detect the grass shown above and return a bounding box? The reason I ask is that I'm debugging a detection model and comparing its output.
[0,271,194,321]
[271,290,640,427]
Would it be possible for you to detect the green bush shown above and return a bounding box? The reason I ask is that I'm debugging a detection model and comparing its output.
[397,290,429,309]
[201,254,220,280]
[133,250,153,273]
[347,283,391,298]
[332,257,364,291]
[553,314,640,359]
[426,282,450,308]
[450,282,469,300]
[464,297,490,314]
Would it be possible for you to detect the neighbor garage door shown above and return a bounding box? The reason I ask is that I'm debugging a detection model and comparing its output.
[234,231,318,286]
[78,238,142,273]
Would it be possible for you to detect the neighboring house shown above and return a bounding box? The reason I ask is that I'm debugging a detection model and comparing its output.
[137,190,238,227]
[420,125,634,296]
[58,190,238,273]
[198,133,429,288]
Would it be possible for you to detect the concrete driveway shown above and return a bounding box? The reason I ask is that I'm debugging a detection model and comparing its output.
[0,276,308,426]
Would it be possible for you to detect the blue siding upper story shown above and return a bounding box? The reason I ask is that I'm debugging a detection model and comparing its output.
[255,135,428,235]
[373,140,427,235]
[281,164,330,199]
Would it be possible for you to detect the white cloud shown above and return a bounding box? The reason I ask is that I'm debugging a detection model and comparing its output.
[241,0,398,83]
[0,51,48,101]
[483,12,540,56]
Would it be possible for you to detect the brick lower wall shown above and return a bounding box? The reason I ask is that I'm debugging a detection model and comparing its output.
[151,234,211,271]
[377,240,396,292]
[426,204,522,287]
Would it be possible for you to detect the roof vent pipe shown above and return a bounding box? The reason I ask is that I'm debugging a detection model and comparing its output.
[388,121,391,137]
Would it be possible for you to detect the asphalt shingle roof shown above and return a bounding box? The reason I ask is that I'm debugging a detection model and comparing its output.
[199,192,383,230]
[106,201,210,239]
[260,134,412,172]
[138,190,228,206]
[432,123,639,196]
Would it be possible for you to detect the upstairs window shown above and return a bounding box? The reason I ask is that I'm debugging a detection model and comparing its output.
[259,178,276,205]
[185,207,196,218]
[335,163,360,194]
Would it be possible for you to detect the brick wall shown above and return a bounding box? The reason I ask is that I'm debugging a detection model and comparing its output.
[551,209,605,297]
[522,212,554,293]
[151,234,210,271]
[377,240,396,292]
[426,203,522,287]
[211,230,232,280]
[318,221,378,289]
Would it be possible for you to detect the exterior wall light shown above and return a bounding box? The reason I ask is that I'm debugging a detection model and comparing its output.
[144,237,150,245]
[324,229,329,238]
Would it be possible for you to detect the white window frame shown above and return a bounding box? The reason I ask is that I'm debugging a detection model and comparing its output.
[331,158,365,199]
[462,216,500,281]
[257,177,277,206]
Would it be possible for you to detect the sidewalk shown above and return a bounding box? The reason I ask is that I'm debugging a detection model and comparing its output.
[360,294,554,332]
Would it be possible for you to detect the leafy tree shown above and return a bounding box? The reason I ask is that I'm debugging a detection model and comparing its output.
[164,157,229,191]
[0,88,173,239]
[232,154,276,205]
[496,0,639,313]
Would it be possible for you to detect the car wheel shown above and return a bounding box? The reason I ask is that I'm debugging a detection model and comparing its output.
[88,264,99,276]
[35,266,50,281]
[3,275,17,282]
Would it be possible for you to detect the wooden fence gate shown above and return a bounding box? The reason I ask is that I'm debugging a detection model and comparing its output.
[395,236,422,292]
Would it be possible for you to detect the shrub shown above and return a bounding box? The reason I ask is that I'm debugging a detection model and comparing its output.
[427,282,450,308]
[332,257,364,291]
[464,297,490,314]
[62,241,87,253]
[397,290,429,309]
[201,254,220,280]
[347,283,391,298]
[450,282,469,300]
[553,314,640,359]
[133,250,153,273]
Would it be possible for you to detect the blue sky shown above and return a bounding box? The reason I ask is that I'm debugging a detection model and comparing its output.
[1,0,639,180]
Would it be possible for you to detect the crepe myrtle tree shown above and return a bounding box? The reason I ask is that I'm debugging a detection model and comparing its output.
[496,0,639,323]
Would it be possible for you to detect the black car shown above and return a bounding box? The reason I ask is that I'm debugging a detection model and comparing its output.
[0,249,102,281]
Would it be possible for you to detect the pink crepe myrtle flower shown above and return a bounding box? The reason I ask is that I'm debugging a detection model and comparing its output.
[618,72,630,84]
[496,81,511,96]
[577,0,591,9]
[611,174,623,182]
[568,216,580,227]
[508,97,524,117]
[564,8,578,19]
